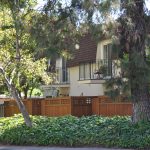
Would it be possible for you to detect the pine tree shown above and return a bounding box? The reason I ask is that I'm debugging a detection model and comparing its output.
[73,0,150,122]
[117,0,150,122]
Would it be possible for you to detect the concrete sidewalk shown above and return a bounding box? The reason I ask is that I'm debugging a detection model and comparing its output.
[0,146,134,150]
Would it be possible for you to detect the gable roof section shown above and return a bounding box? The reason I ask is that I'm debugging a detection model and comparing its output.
[67,34,97,67]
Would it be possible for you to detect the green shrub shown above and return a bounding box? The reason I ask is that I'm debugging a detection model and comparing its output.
[0,114,150,149]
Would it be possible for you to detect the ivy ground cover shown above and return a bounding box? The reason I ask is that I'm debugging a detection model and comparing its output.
[0,114,150,149]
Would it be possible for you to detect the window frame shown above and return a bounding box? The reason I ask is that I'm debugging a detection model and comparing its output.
[79,62,93,80]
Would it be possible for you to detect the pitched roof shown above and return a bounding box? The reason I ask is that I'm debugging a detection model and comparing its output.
[67,34,97,67]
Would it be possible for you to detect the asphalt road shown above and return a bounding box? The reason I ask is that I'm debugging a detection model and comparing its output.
[0,146,134,150]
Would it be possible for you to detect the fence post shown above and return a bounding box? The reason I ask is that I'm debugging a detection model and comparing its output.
[27,100,32,115]
[41,100,45,116]
[0,103,4,117]
[69,97,71,115]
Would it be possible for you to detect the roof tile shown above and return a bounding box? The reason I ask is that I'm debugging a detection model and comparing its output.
[67,34,97,67]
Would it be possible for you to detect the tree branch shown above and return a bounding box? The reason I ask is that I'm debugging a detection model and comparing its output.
[0,66,11,89]
[9,68,16,84]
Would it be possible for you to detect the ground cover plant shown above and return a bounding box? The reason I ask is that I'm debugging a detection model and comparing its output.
[0,114,150,149]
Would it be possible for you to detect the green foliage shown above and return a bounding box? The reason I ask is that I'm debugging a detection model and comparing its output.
[104,56,130,101]
[0,47,52,97]
[29,88,43,97]
[0,114,150,148]
[105,50,150,101]
[30,0,82,59]
[0,2,52,98]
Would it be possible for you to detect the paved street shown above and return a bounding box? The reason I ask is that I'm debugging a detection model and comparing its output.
[0,146,133,150]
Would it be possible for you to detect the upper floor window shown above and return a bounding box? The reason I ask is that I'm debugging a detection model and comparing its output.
[103,44,112,60]
[103,44,112,76]
[79,63,91,80]
[103,43,118,60]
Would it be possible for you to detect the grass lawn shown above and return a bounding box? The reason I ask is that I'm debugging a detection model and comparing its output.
[0,114,150,149]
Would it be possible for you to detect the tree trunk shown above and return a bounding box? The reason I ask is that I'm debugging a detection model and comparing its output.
[10,0,32,127]
[133,101,150,123]
[18,90,22,99]
[132,90,150,122]
[0,67,32,127]
[130,61,150,122]
[23,87,29,99]
[124,0,150,122]
[29,87,34,99]
[10,84,32,127]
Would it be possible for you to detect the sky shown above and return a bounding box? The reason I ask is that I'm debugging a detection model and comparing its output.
[35,0,46,10]
[146,0,150,10]
[36,0,150,11]
[35,0,71,10]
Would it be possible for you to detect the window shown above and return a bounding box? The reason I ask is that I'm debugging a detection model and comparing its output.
[84,63,91,79]
[103,44,112,76]
[56,68,60,82]
[103,44,112,60]
[79,64,84,80]
[62,58,69,83]
[79,63,91,80]
[62,69,67,82]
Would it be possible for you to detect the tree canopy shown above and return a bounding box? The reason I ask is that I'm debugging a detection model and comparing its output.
[0,0,52,127]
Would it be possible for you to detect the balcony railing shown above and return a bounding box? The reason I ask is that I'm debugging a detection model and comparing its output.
[94,59,112,79]
[79,59,117,81]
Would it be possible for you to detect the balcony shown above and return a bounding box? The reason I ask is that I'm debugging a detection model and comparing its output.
[52,67,70,87]
[41,67,70,97]
[78,59,118,84]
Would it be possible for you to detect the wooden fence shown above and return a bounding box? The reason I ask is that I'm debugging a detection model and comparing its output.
[1,96,133,117]
[92,96,133,116]
[4,100,32,117]
[32,99,43,115]
[71,96,97,117]
[41,97,71,116]
[2,97,71,117]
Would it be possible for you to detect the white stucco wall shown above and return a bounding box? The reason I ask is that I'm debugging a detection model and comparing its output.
[69,39,112,96]
[69,66,104,96]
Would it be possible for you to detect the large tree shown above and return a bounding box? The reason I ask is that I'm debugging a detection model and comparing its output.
[0,0,34,127]
[117,0,150,122]
[0,0,51,127]
[69,0,150,122]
